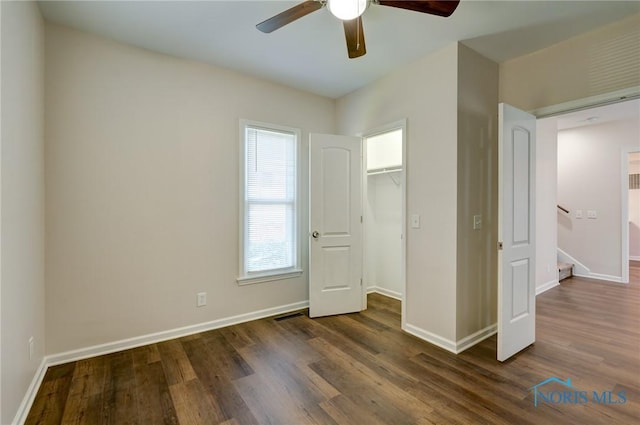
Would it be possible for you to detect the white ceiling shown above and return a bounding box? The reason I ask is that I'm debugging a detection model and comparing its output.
[38,0,640,99]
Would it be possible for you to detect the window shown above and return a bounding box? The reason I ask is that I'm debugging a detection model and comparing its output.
[238,120,301,284]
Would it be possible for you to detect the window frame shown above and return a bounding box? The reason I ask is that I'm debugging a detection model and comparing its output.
[237,119,302,285]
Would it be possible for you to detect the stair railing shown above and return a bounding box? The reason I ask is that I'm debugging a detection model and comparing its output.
[557,205,569,214]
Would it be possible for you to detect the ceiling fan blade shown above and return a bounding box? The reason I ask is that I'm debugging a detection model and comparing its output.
[378,0,460,17]
[343,17,367,59]
[256,1,323,33]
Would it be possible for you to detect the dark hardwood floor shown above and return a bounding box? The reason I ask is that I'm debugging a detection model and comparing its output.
[27,264,640,424]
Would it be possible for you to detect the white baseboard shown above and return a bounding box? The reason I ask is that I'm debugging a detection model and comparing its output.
[13,300,309,424]
[572,272,623,284]
[366,286,403,301]
[455,324,497,354]
[403,322,497,354]
[48,300,309,366]
[536,279,559,295]
[12,357,48,425]
[404,323,457,353]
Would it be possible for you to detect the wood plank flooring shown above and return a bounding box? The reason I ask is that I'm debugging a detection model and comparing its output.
[27,264,640,424]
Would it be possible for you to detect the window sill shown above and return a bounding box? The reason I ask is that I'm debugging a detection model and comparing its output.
[237,269,303,286]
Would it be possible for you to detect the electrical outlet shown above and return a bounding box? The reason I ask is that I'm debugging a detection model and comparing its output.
[197,292,207,307]
[29,337,34,360]
[587,210,597,219]
[575,210,583,219]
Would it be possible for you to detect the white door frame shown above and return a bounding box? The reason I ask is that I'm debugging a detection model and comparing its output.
[622,148,640,283]
[361,119,407,326]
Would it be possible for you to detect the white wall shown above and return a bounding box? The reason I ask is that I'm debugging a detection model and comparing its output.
[337,43,459,343]
[1,2,46,423]
[535,118,559,291]
[44,23,335,355]
[558,118,640,279]
[455,44,498,340]
[630,154,640,260]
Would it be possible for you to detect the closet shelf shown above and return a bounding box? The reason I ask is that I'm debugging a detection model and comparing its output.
[367,166,402,176]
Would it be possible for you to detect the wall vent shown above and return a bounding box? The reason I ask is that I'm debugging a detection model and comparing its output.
[274,311,305,321]
[630,173,640,190]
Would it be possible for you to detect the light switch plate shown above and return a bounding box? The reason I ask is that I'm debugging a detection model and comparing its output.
[575,210,583,219]
[587,210,597,219]
[473,215,482,230]
[411,214,420,229]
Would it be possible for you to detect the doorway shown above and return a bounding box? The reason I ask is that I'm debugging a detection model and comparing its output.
[626,151,640,263]
[362,121,406,314]
[539,98,640,285]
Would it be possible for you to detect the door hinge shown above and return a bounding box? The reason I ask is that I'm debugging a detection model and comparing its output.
[360,215,363,223]
[360,278,363,286]
[498,241,503,250]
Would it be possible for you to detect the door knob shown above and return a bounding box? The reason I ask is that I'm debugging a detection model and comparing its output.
[312,231,320,239]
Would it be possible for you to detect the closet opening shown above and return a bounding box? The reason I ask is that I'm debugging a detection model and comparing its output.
[363,121,406,325]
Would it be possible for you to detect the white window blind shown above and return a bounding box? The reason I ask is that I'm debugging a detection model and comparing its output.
[240,122,299,282]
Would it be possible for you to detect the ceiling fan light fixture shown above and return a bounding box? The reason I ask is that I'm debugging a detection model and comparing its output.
[328,0,368,21]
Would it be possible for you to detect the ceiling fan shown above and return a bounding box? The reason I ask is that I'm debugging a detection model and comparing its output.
[256,0,461,59]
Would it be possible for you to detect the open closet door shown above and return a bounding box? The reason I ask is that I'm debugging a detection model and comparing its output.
[309,133,363,318]
[497,103,537,361]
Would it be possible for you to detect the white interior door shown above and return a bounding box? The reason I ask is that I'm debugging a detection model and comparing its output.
[498,103,537,362]
[309,133,363,318]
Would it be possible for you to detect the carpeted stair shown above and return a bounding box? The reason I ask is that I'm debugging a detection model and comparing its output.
[558,262,573,281]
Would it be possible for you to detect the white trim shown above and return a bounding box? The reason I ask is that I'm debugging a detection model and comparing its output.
[455,324,497,354]
[622,148,629,284]
[531,86,640,118]
[0,0,3,414]
[12,357,47,425]
[572,272,624,283]
[47,300,308,366]
[366,286,402,301]
[361,136,369,311]
[536,279,560,295]
[403,323,457,353]
[237,269,302,286]
[621,147,639,284]
[403,322,497,354]
[630,256,640,261]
